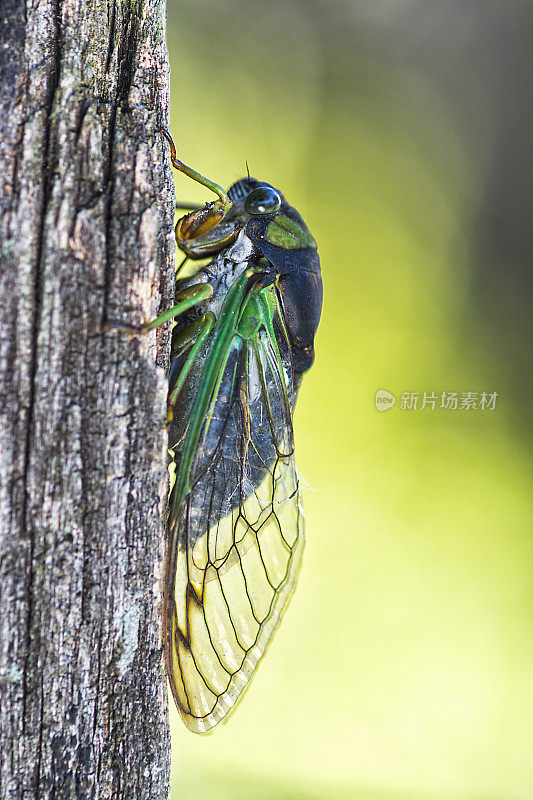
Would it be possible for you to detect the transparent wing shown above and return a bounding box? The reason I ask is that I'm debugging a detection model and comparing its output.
[165,288,304,734]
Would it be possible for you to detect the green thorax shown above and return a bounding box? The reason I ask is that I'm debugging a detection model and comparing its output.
[265,213,316,249]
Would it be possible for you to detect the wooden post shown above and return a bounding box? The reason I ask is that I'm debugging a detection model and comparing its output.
[0,0,174,797]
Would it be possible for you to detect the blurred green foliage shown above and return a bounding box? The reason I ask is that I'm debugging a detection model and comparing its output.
[166,2,533,798]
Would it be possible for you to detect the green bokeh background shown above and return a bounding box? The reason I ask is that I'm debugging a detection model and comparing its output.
[166,2,533,798]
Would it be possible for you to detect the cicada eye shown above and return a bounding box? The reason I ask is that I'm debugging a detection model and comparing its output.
[245,186,281,215]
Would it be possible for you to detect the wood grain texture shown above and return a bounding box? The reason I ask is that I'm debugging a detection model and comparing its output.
[0,0,174,797]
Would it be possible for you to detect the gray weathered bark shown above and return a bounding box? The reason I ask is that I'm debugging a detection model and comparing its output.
[0,0,174,798]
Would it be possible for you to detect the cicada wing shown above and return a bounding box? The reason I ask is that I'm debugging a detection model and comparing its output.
[165,292,304,734]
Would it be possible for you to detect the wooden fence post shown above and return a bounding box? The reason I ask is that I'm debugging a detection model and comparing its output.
[0,0,174,796]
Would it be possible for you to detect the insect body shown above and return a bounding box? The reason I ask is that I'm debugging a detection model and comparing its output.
[160,132,322,733]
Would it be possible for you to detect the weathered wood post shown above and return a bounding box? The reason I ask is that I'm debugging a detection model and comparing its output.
[0,0,174,797]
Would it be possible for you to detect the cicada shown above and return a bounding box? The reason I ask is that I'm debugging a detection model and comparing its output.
[154,132,322,733]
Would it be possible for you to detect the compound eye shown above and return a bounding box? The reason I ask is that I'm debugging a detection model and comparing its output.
[245,186,281,215]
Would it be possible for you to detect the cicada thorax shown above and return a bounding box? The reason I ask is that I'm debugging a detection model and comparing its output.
[245,215,322,374]
[164,163,322,733]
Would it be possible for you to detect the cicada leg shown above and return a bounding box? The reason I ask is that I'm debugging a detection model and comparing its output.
[167,311,215,410]
[105,282,213,335]
[161,128,231,212]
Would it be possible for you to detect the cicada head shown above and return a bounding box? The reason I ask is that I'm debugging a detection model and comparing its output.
[164,129,318,258]
[175,176,289,260]
[177,174,317,255]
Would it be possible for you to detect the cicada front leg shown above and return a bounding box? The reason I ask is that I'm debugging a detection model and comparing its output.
[105,282,213,335]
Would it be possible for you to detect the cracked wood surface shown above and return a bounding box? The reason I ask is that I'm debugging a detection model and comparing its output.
[0,0,174,797]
